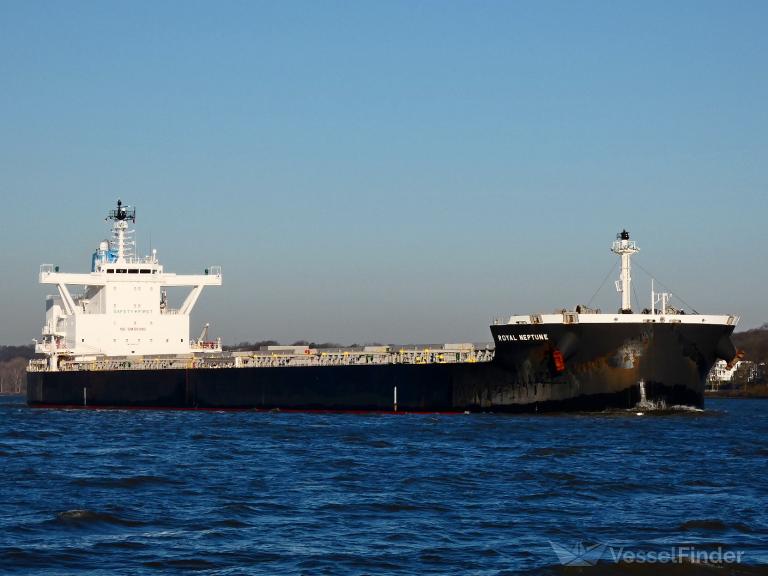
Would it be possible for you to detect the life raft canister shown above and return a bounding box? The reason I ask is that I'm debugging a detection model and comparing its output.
[552,349,566,372]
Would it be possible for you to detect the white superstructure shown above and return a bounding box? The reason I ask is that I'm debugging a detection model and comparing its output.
[35,200,222,367]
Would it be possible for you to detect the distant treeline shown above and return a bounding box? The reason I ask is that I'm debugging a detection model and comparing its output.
[723,325,768,395]
[224,340,348,351]
[733,324,768,365]
[0,345,35,395]
[0,345,35,363]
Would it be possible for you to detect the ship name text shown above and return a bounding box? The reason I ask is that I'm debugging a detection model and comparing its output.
[497,333,549,342]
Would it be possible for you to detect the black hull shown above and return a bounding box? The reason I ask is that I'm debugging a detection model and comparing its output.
[27,322,735,412]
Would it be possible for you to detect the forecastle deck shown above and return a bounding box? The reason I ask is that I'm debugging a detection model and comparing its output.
[499,312,739,326]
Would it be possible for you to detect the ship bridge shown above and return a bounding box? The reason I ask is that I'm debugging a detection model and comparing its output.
[35,200,222,365]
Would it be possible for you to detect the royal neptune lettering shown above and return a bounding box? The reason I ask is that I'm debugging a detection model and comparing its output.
[497,333,549,342]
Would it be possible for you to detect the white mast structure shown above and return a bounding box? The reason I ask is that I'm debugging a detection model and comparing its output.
[611,229,640,313]
[499,229,739,329]
[35,200,222,369]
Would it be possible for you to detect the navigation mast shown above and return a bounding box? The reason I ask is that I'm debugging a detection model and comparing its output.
[107,199,136,262]
[611,229,639,313]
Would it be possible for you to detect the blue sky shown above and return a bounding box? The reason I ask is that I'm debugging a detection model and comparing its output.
[1,1,766,345]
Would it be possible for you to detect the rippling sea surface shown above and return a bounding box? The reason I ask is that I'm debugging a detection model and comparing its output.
[1,396,767,575]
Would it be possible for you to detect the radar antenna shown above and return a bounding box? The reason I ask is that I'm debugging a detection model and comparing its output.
[106,199,137,262]
[107,199,136,223]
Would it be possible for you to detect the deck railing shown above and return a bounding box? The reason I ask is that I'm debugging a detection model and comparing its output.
[27,348,495,373]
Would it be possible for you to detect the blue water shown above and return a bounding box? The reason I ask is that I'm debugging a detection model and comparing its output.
[1,397,767,575]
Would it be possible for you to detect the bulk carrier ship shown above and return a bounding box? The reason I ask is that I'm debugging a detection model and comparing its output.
[27,201,740,412]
